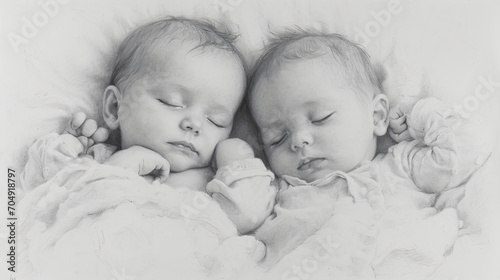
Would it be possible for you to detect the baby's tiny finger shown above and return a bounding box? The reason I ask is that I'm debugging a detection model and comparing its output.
[399,130,412,141]
[389,130,399,142]
[389,106,403,119]
[155,159,171,184]
[92,127,109,143]
[71,112,87,130]
[81,119,98,137]
[390,120,407,134]
[77,136,89,148]
[157,168,171,184]
[87,138,95,148]
[390,130,411,142]
[143,175,155,184]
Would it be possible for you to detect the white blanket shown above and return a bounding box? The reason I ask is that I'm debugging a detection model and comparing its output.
[19,161,265,280]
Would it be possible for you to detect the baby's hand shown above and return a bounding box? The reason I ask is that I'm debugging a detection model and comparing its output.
[65,112,109,150]
[104,146,170,183]
[388,105,412,142]
[215,138,255,168]
[208,175,276,234]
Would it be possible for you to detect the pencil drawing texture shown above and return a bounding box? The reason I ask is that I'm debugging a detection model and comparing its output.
[1,1,499,280]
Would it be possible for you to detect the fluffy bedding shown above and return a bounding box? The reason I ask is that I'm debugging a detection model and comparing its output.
[2,0,500,279]
[18,137,264,280]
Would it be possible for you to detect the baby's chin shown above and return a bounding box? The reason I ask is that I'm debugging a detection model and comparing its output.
[301,169,335,183]
[279,168,334,184]
[166,154,209,173]
[278,159,361,183]
[294,164,355,183]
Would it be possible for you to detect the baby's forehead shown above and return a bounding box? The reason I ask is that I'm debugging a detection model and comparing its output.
[256,54,346,89]
[132,47,245,109]
[250,69,368,121]
[278,52,344,73]
[252,56,343,94]
[139,41,244,79]
[149,40,237,64]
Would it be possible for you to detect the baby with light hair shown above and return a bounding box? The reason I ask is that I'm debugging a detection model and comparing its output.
[24,17,246,185]
[244,30,490,279]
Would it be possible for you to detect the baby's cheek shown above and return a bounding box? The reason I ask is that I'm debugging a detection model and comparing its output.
[268,152,289,177]
[203,140,221,165]
[198,151,213,168]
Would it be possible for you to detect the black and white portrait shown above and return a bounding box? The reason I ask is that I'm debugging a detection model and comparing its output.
[1,1,499,279]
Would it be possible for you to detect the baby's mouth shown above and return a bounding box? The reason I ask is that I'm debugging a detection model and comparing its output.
[168,141,198,155]
[298,158,325,171]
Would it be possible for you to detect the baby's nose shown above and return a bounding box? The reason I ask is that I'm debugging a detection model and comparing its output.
[180,118,202,134]
[291,131,313,152]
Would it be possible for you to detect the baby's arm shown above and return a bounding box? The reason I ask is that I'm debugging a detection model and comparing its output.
[104,146,170,183]
[390,97,486,194]
[21,133,87,191]
[65,111,109,152]
[206,139,277,235]
[21,112,112,190]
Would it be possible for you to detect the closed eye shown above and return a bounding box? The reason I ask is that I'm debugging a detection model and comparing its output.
[157,99,183,108]
[208,118,227,128]
[312,111,335,124]
[270,134,287,147]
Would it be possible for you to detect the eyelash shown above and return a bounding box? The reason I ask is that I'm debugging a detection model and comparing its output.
[208,118,226,128]
[270,133,287,147]
[158,99,228,128]
[158,99,183,108]
[312,111,335,124]
[268,112,334,146]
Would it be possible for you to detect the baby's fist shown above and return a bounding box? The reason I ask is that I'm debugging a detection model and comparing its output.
[389,105,412,142]
[66,112,109,143]
[215,138,255,169]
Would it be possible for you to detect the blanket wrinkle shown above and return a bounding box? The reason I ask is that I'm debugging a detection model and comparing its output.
[19,158,264,280]
[256,167,385,279]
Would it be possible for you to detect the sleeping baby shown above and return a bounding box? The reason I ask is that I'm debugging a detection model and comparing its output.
[19,17,275,280]
[241,31,489,279]
[22,17,247,189]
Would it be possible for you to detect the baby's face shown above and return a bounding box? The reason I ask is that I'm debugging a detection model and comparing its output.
[251,58,378,182]
[117,43,245,172]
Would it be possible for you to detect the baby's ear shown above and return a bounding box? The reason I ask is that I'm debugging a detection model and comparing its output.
[372,94,389,136]
[102,85,121,130]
